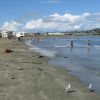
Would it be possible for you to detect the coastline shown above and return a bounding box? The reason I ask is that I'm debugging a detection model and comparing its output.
[0,39,100,100]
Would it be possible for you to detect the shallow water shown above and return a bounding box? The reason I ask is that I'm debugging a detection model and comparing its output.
[30,36,100,93]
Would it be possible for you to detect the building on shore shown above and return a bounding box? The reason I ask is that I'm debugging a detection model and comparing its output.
[48,32,64,35]
[1,30,8,38]
[0,31,25,39]
[15,32,25,37]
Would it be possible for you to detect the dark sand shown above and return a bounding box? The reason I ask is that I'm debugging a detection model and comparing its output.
[0,39,100,100]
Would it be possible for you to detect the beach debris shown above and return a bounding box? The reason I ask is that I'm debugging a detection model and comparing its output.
[38,55,44,58]
[6,65,9,67]
[37,68,43,71]
[11,77,15,80]
[38,62,42,64]
[88,83,95,92]
[18,68,24,70]
[32,55,35,58]
[5,48,13,53]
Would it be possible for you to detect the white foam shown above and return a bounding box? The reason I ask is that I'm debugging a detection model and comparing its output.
[26,40,33,47]
[26,41,57,58]
[55,45,91,48]
[94,45,100,48]
[55,45,70,48]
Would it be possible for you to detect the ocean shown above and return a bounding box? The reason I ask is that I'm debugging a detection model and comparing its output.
[28,36,100,93]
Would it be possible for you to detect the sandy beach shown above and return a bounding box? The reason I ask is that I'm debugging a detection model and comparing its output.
[0,38,100,100]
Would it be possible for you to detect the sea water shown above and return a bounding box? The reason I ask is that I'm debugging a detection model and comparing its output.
[30,36,100,93]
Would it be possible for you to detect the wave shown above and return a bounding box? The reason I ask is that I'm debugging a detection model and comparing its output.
[55,45,100,48]
[94,45,100,48]
[55,45,91,48]
[26,41,57,58]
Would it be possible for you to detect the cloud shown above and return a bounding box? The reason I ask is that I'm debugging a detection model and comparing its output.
[24,12,100,32]
[1,13,100,32]
[49,13,80,23]
[1,21,23,31]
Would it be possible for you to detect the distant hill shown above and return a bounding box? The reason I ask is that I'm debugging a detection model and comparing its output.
[92,28,100,33]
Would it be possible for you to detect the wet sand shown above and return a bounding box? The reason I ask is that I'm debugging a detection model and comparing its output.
[0,39,100,100]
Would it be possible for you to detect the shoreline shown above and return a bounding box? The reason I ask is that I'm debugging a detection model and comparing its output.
[0,39,100,100]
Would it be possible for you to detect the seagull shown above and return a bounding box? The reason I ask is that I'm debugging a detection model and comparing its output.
[88,83,95,92]
[64,84,71,93]
[88,83,92,90]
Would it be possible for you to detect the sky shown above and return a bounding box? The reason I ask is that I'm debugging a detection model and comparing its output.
[0,0,100,32]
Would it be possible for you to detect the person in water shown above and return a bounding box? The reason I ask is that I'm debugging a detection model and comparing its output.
[87,40,91,46]
[70,41,74,47]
